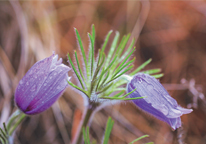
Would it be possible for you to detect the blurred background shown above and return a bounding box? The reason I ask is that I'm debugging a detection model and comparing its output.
[0,0,206,144]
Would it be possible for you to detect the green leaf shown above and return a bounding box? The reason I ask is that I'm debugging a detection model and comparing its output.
[74,28,87,67]
[101,30,113,58]
[100,71,110,87]
[86,127,91,144]
[95,68,105,91]
[92,24,95,43]
[67,81,88,97]
[130,58,152,76]
[113,88,126,92]
[121,88,136,98]
[113,81,127,89]
[3,123,8,135]
[103,117,114,144]
[115,35,125,57]
[112,91,125,97]
[68,53,85,89]
[118,38,135,62]
[8,113,26,136]
[91,60,102,83]
[121,97,145,100]
[129,135,149,144]
[88,33,95,77]
[101,55,117,80]
[151,73,164,79]
[74,51,87,88]
[87,39,92,82]
[96,82,113,95]
[6,110,20,131]
[95,55,116,88]
[104,31,120,68]
[102,96,145,100]
[113,58,135,78]
[116,33,131,57]
[82,127,91,144]
[102,89,145,101]
[0,133,6,144]
[114,48,135,75]
[108,65,133,84]
[0,128,7,140]
[82,127,87,144]
[141,68,161,75]
[94,53,106,91]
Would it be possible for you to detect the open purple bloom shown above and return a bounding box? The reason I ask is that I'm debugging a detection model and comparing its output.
[15,53,70,115]
[127,73,192,130]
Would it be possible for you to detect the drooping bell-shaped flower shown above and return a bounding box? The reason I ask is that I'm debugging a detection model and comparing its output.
[15,53,70,115]
[127,73,192,130]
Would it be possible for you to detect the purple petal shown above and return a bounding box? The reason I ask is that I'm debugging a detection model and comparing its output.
[127,73,192,130]
[15,53,70,115]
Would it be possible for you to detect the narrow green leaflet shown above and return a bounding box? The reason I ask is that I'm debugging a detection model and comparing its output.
[8,113,26,136]
[0,132,7,144]
[104,31,120,68]
[116,34,130,57]
[130,58,152,76]
[118,38,135,63]
[151,73,164,79]
[92,24,95,44]
[68,53,85,89]
[83,127,87,144]
[129,135,149,144]
[99,71,110,88]
[96,82,113,95]
[103,117,114,144]
[74,28,87,68]
[3,123,8,136]
[109,65,134,83]
[115,35,125,56]
[113,58,135,78]
[142,68,161,75]
[87,34,93,81]
[74,51,87,88]
[102,95,145,101]
[88,33,95,77]
[83,127,91,144]
[101,30,113,57]
[112,91,125,98]
[0,128,7,144]
[114,48,135,75]
[67,81,88,97]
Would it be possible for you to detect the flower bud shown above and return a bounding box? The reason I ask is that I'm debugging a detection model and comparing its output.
[127,73,192,130]
[15,53,70,115]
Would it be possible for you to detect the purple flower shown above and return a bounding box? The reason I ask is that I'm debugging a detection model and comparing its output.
[15,53,70,115]
[127,73,192,130]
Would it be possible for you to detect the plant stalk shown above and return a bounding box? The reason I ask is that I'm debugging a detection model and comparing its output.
[7,110,26,144]
[72,101,97,144]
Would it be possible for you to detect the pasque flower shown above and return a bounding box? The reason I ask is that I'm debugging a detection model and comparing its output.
[127,73,192,130]
[15,53,70,115]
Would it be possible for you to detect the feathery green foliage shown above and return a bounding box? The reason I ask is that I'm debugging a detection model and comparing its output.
[68,25,162,102]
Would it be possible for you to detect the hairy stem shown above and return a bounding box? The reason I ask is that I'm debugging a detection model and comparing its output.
[8,113,26,136]
[72,101,98,144]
